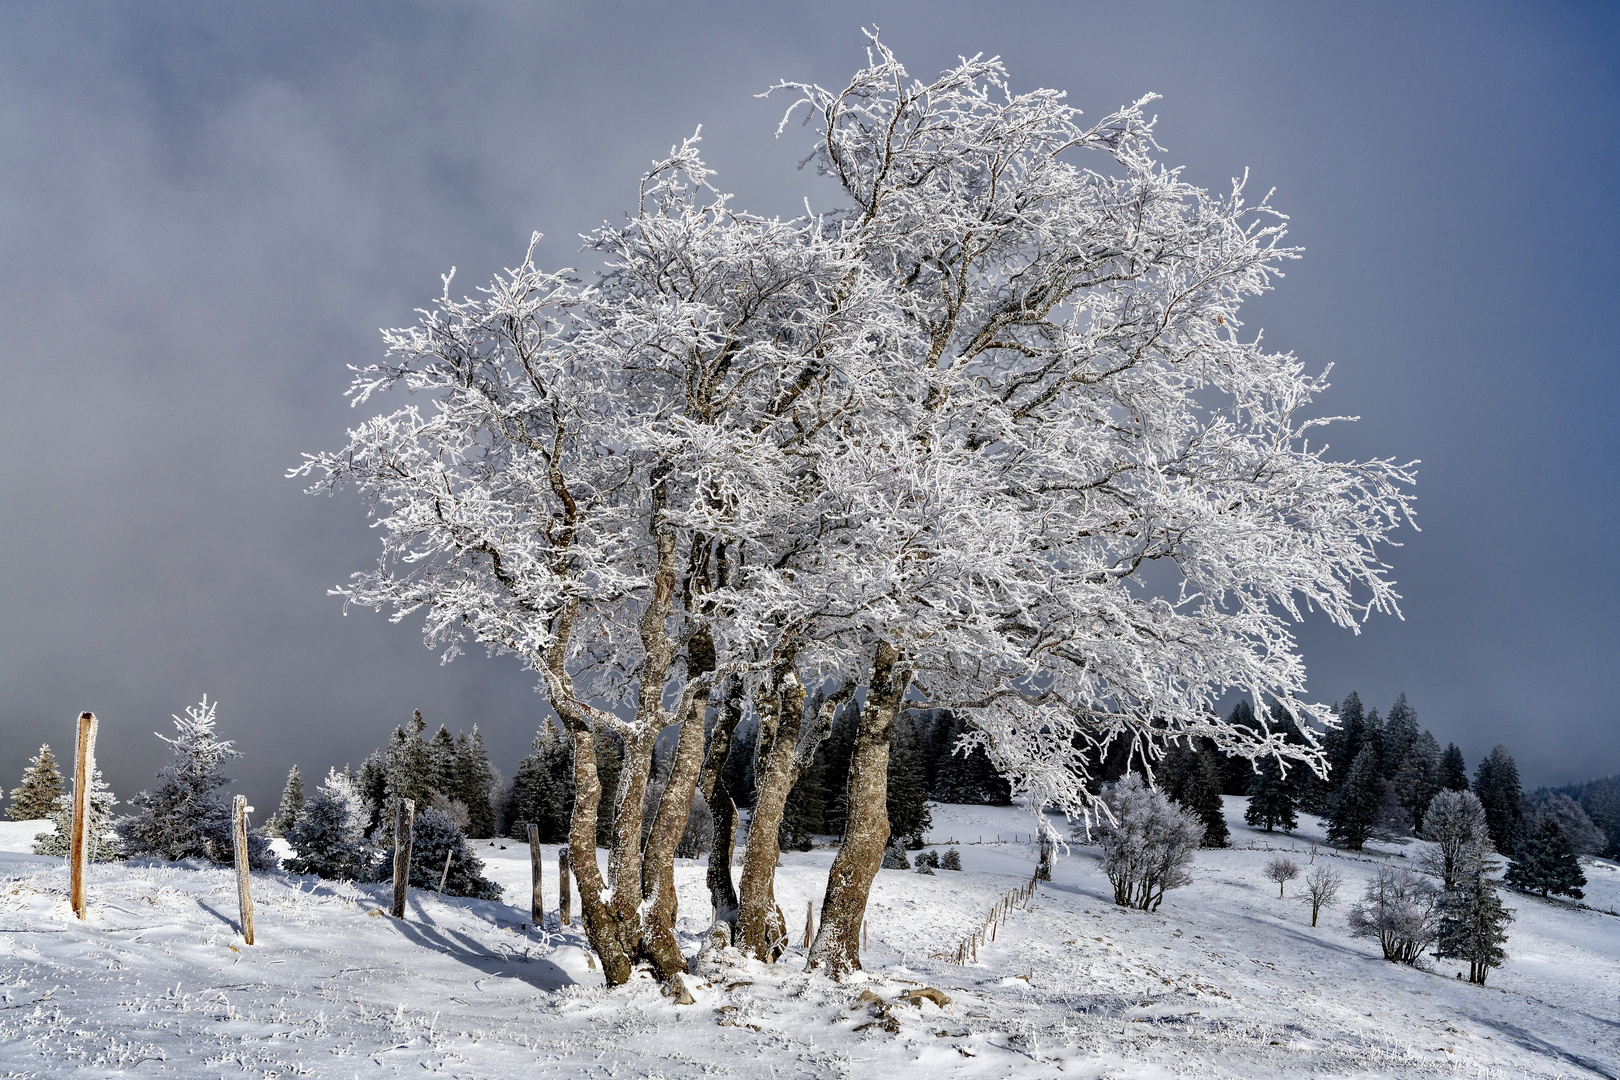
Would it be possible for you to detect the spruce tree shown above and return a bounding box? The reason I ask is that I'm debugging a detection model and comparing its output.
[1438,743,1469,792]
[1361,707,1385,778]
[1437,848,1511,985]
[357,750,389,836]
[505,724,574,843]
[454,727,497,839]
[818,700,858,835]
[1164,739,1229,847]
[429,725,459,801]
[1327,745,1381,851]
[1381,693,1420,779]
[8,744,64,821]
[779,742,827,851]
[885,713,930,849]
[931,712,1013,806]
[384,710,438,819]
[1322,691,1367,800]
[33,767,121,860]
[1244,756,1299,832]
[1395,730,1442,833]
[1474,745,1527,856]
[266,765,305,837]
[1505,815,1585,899]
[117,696,276,869]
[284,768,373,880]
[1220,700,1260,795]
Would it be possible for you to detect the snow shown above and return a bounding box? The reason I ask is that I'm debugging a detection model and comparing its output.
[2,801,1616,1077]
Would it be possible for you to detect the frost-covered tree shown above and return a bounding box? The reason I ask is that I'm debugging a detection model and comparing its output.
[1436,847,1510,985]
[34,767,121,861]
[454,728,498,839]
[117,697,276,869]
[384,711,437,825]
[1347,866,1441,965]
[1474,745,1526,856]
[1394,729,1441,833]
[375,805,502,901]
[8,744,63,821]
[266,765,304,838]
[1327,746,1382,850]
[1418,789,1491,891]
[429,725,459,801]
[299,36,1413,983]
[1085,775,1204,911]
[505,724,575,844]
[1505,815,1585,899]
[1300,865,1342,927]
[928,711,1013,806]
[356,749,388,837]
[1534,793,1605,856]
[1264,856,1300,897]
[284,768,373,880]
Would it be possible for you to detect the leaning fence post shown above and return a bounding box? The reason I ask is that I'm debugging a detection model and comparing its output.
[231,795,255,945]
[391,798,415,919]
[557,847,572,927]
[527,824,543,924]
[435,847,454,900]
[70,712,97,920]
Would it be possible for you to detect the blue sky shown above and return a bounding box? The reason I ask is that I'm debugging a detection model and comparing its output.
[1,2,1616,809]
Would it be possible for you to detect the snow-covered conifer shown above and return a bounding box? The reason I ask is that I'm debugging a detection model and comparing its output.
[1347,866,1441,964]
[1086,775,1203,911]
[1244,756,1298,833]
[880,840,910,870]
[1473,745,1526,856]
[8,744,64,821]
[1437,848,1511,984]
[356,749,388,836]
[428,725,458,801]
[1394,730,1441,832]
[266,765,304,837]
[384,710,437,821]
[117,696,276,869]
[33,767,121,861]
[284,768,372,880]
[505,724,574,843]
[885,714,929,850]
[1163,740,1230,848]
[1417,789,1491,891]
[376,805,501,900]
[1327,746,1381,850]
[1505,815,1585,899]
[453,728,497,839]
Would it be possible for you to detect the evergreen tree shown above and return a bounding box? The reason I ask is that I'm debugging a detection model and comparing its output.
[454,727,498,839]
[1438,743,1469,792]
[375,805,503,900]
[1162,738,1229,847]
[780,737,827,851]
[1381,693,1419,779]
[117,696,276,869]
[720,714,759,812]
[1504,815,1585,899]
[266,765,305,837]
[1327,745,1382,851]
[284,768,373,880]
[1244,756,1298,832]
[429,725,459,800]
[1576,778,1619,858]
[1437,848,1511,985]
[1394,730,1441,833]
[1219,700,1261,795]
[7,744,64,821]
[384,710,438,820]
[504,724,574,843]
[33,767,121,860]
[886,713,930,849]
[818,700,858,835]
[930,712,1012,806]
[1322,691,1367,799]
[1474,745,1527,857]
[1361,707,1385,777]
[356,750,388,837]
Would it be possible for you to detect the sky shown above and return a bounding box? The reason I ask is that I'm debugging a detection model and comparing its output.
[2,2,1617,815]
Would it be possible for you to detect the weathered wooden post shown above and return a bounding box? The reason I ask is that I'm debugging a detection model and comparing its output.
[70,712,97,920]
[527,824,543,925]
[391,798,415,919]
[231,795,255,945]
[435,848,453,900]
[557,847,571,927]
[801,900,815,948]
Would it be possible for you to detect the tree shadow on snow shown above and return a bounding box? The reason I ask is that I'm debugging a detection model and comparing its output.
[385,903,576,993]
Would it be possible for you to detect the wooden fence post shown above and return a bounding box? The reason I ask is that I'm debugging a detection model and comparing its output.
[557,847,571,927]
[391,798,415,919]
[70,712,97,920]
[435,848,453,900]
[527,824,543,924]
[232,795,255,945]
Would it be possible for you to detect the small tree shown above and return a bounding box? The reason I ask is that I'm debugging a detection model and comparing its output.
[376,804,502,900]
[266,765,304,837]
[1327,746,1382,851]
[117,696,275,869]
[34,767,121,861]
[284,768,373,880]
[1245,757,1299,833]
[1087,775,1204,912]
[1264,856,1300,897]
[1418,789,1491,891]
[1300,865,1342,927]
[880,840,910,870]
[8,744,64,821]
[1437,849,1511,984]
[1347,866,1441,964]
[940,848,962,871]
[1505,816,1585,899]
[1163,739,1230,848]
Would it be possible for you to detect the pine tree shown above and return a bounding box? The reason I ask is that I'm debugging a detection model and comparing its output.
[1439,743,1469,792]
[266,765,305,837]
[454,727,497,839]
[375,805,503,900]
[818,700,858,835]
[1361,706,1385,778]
[780,739,827,851]
[1244,756,1298,833]
[429,725,459,801]
[1474,745,1527,857]
[357,750,389,837]
[1220,700,1261,795]
[384,710,438,821]
[1163,739,1229,848]
[1437,849,1511,985]
[505,724,574,843]
[931,712,1013,806]
[284,768,373,880]
[117,696,276,869]
[1505,815,1585,899]
[1321,691,1367,801]
[1395,730,1441,833]
[1381,693,1420,779]
[7,744,64,821]
[886,713,930,849]
[33,767,121,860]
[1327,745,1382,851]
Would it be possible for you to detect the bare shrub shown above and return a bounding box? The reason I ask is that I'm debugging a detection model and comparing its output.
[1300,865,1343,926]
[1264,856,1300,897]
[1347,865,1441,964]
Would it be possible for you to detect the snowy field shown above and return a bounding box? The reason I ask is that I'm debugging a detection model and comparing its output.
[2,799,1616,1078]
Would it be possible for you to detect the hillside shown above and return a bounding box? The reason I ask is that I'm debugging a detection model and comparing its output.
[1,799,1615,1078]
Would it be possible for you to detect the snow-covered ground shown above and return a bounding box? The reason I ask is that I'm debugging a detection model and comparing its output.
[2,799,1616,1078]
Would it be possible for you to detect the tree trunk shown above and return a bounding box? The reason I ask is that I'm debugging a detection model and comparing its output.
[737,665,804,960]
[698,676,745,937]
[810,642,907,979]
[391,797,415,919]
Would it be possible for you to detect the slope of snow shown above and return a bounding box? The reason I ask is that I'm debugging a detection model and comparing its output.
[1,803,1616,1078]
